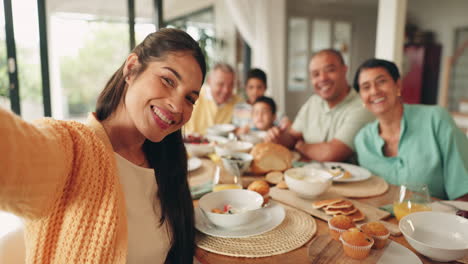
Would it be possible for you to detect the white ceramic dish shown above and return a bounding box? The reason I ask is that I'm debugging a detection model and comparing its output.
[377,241,422,264]
[206,124,236,136]
[239,131,267,144]
[220,152,253,176]
[195,201,285,238]
[205,135,229,144]
[198,189,263,228]
[185,143,213,157]
[215,141,253,156]
[431,200,468,214]
[284,167,333,199]
[399,211,468,262]
[188,157,202,172]
[304,162,372,182]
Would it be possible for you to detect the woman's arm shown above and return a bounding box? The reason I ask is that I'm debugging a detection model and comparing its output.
[435,108,468,200]
[0,108,73,219]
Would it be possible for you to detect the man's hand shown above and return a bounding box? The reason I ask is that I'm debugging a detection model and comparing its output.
[265,126,282,143]
[294,139,306,152]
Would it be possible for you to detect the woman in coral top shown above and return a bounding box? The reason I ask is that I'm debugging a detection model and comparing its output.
[0,28,206,263]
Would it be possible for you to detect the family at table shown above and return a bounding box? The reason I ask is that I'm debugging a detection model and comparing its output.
[0,28,467,264]
[185,48,468,201]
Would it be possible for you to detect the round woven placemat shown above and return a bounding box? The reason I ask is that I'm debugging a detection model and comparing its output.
[195,208,316,258]
[330,175,389,198]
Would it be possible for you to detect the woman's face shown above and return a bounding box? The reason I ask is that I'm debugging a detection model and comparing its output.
[358,67,401,116]
[124,52,203,142]
[252,102,275,131]
[246,78,266,104]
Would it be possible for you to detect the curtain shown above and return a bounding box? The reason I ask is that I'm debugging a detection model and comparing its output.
[224,0,286,114]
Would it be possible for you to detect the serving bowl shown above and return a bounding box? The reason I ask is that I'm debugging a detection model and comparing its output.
[199,189,264,228]
[221,152,253,176]
[284,167,333,199]
[215,141,253,156]
[185,143,213,157]
[239,131,267,144]
[399,211,468,262]
[206,124,236,136]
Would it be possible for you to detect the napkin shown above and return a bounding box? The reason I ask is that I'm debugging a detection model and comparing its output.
[190,181,212,199]
[379,204,395,216]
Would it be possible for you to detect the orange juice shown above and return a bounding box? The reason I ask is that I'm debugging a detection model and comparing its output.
[212,184,242,192]
[393,201,432,221]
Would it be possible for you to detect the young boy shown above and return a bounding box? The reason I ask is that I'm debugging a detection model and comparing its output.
[237,96,277,135]
[252,96,276,131]
[232,68,267,128]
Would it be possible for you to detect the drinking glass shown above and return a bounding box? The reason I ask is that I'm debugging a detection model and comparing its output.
[211,164,242,192]
[393,183,432,221]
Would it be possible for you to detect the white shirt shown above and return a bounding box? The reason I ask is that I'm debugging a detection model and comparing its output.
[115,153,172,264]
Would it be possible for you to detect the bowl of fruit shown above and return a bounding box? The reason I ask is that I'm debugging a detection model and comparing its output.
[184,134,213,157]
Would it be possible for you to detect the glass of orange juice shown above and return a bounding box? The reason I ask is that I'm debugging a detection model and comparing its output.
[212,165,243,192]
[393,183,432,221]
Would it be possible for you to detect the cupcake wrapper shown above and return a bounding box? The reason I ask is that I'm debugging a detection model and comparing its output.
[372,232,390,241]
[339,235,374,250]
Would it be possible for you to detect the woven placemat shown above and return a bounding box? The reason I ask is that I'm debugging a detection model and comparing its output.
[195,208,316,258]
[330,175,389,198]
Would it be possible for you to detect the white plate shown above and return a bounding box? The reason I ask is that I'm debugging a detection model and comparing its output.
[377,241,422,264]
[431,200,468,214]
[188,157,202,172]
[305,162,372,182]
[195,202,285,238]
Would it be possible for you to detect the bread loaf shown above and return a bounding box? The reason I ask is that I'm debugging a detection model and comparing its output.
[250,142,292,174]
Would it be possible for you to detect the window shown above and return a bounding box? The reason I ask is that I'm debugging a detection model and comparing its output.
[287,17,309,91]
[166,8,215,68]
[287,17,352,92]
[48,1,129,121]
[0,0,8,110]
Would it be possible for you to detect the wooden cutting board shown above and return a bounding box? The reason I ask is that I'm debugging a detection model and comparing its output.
[270,187,401,236]
[308,234,386,263]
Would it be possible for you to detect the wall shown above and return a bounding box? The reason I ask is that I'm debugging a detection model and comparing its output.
[285,0,377,117]
[407,0,468,105]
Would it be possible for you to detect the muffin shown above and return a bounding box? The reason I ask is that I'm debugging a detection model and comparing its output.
[340,228,374,260]
[247,180,270,204]
[328,215,356,241]
[360,221,390,249]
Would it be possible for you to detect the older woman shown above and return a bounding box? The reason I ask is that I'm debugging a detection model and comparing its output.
[354,58,468,201]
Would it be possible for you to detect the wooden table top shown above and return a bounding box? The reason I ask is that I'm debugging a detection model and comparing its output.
[194,185,466,264]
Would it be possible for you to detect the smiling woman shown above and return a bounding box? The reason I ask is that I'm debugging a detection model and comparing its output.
[353,58,468,201]
[0,28,206,264]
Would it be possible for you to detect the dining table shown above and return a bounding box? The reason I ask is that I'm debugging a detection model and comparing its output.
[193,176,467,264]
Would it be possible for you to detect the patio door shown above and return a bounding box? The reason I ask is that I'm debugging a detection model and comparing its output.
[285,16,352,119]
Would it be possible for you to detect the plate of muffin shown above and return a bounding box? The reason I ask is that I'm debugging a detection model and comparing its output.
[332,218,420,263]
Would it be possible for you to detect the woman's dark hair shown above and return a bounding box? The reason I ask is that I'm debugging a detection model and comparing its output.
[254,96,277,115]
[246,68,267,87]
[353,58,400,91]
[96,28,206,264]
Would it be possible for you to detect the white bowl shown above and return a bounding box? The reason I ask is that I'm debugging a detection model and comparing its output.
[220,152,253,176]
[284,167,333,199]
[205,135,229,144]
[215,141,253,156]
[239,131,267,145]
[199,189,264,228]
[206,124,236,136]
[399,211,468,262]
[185,143,213,157]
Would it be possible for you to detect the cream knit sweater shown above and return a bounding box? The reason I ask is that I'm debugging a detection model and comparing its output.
[0,108,128,263]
